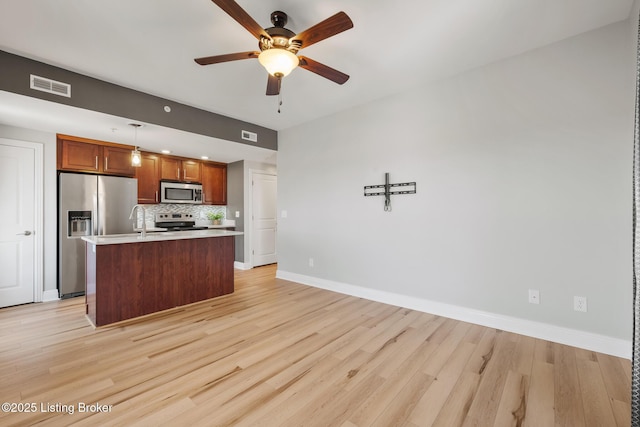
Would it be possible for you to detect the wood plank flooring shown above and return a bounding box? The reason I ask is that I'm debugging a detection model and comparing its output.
[0,265,631,426]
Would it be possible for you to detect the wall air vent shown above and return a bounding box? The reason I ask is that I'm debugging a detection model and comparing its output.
[30,74,71,98]
[241,130,258,142]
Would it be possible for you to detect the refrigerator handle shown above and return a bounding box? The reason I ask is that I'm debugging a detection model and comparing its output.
[93,190,99,236]
[93,185,102,236]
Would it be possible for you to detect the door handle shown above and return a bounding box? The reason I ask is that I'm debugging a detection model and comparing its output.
[16,230,33,236]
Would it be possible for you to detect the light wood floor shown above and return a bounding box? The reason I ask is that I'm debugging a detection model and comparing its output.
[0,265,631,426]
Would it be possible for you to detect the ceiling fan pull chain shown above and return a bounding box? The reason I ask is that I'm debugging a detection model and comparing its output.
[277,76,283,113]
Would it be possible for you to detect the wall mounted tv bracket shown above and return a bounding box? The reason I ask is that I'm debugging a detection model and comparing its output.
[364,172,416,212]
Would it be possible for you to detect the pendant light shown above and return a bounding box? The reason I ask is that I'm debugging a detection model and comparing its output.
[129,123,142,167]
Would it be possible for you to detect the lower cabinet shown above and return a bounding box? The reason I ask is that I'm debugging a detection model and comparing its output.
[85,236,235,326]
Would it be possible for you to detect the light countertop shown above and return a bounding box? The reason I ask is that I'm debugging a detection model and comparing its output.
[133,222,236,233]
[82,229,243,245]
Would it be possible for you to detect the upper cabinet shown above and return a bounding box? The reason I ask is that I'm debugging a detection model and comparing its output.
[102,146,138,176]
[57,135,136,177]
[58,134,228,205]
[202,162,227,205]
[160,157,202,183]
[59,139,101,172]
[182,159,202,183]
[153,155,226,205]
[136,152,161,204]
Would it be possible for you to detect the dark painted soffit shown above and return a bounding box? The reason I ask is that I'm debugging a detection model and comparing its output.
[0,50,277,151]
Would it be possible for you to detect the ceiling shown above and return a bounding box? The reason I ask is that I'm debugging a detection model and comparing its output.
[0,0,634,162]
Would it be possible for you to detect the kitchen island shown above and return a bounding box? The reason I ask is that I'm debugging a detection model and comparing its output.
[82,229,242,326]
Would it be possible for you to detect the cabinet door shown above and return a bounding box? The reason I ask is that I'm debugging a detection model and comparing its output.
[182,160,202,183]
[202,163,227,205]
[60,139,101,173]
[160,157,181,181]
[103,146,136,177]
[136,152,160,204]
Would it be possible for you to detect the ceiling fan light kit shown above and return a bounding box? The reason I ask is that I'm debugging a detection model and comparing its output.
[195,0,353,101]
[258,48,299,77]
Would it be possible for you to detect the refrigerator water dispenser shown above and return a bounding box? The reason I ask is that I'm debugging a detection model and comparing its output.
[68,210,92,237]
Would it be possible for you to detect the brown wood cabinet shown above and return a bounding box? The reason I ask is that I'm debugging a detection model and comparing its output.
[58,134,228,205]
[59,139,101,172]
[136,152,161,204]
[160,157,202,183]
[202,161,227,205]
[182,159,202,182]
[57,134,136,177]
[85,236,235,326]
[103,145,137,176]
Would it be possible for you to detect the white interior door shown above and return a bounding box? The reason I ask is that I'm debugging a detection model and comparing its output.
[251,172,277,267]
[0,140,38,307]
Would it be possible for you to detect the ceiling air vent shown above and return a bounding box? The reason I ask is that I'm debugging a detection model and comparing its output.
[241,130,258,142]
[30,74,71,98]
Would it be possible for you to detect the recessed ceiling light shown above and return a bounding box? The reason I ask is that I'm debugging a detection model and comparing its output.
[201,156,209,160]
[161,150,171,154]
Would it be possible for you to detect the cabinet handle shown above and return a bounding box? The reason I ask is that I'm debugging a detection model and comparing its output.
[155,191,158,203]
[95,156,98,170]
[105,156,108,171]
[177,168,180,180]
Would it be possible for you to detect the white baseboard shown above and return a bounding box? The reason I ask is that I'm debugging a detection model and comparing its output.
[276,269,631,359]
[234,261,251,270]
[42,289,60,302]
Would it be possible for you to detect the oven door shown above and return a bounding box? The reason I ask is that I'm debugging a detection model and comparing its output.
[160,181,203,204]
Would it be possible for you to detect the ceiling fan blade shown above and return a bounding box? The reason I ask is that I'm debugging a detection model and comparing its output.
[292,11,353,49]
[211,0,270,40]
[298,56,349,85]
[266,74,280,96]
[194,51,259,65]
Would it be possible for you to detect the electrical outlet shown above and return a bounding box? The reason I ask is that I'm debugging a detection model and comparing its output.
[308,257,314,267]
[528,289,540,304]
[574,296,587,312]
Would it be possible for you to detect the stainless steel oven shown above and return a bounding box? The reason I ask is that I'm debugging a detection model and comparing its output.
[160,181,203,204]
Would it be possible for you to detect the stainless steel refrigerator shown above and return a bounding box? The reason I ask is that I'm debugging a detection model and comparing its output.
[58,172,138,298]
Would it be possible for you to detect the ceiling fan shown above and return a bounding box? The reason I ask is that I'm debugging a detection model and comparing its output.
[195,0,354,97]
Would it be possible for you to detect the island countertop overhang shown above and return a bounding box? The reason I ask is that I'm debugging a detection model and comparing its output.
[82,229,243,245]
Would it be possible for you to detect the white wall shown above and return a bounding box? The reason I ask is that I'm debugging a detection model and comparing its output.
[0,124,57,298]
[277,22,635,356]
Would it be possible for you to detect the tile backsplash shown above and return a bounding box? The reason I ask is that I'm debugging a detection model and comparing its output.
[134,204,226,227]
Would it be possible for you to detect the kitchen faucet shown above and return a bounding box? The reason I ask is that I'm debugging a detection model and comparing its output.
[129,204,147,238]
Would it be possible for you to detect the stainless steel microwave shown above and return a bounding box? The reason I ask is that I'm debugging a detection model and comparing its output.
[160,181,203,204]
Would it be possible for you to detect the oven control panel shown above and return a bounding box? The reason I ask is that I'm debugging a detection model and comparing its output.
[155,213,195,222]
